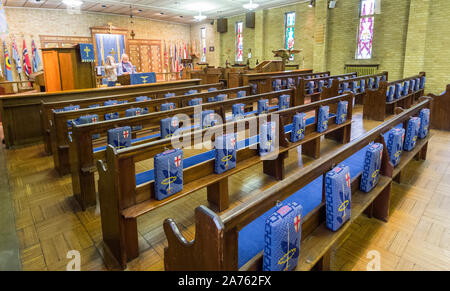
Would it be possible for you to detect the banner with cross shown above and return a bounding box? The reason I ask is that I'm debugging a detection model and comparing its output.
[79,43,95,63]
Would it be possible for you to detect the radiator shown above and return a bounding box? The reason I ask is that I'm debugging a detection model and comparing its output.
[344,64,379,76]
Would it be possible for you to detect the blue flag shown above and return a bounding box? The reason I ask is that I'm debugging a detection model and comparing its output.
[3,41,13,81]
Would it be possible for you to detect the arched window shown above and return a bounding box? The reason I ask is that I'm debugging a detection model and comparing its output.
[235,21,244,62]
[284,12,296,61]
[200,27,207,63]
[356,0,375,59]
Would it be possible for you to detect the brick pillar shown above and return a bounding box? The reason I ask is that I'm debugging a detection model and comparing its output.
[313,0,329,72]
[403,0,431,77]
[253,10,265,67]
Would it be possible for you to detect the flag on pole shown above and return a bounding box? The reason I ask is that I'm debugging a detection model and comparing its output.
[0,0,8,36]
[22,39,32,77]
[3,41,13,81]
[11,39,22,75]
[184,43,187,59]
[32,39,40,72]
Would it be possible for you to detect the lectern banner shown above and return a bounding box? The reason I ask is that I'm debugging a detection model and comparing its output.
[130,72,156,85]
[79,44,95,63]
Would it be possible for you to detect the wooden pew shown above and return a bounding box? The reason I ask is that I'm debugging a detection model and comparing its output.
[0,79,201,148]
[41,83,225,155]
[363,73,426,121]
[50,85,244,175]
[320,72,389,105]
[163,97,433,271]
[71,88,301,210]
[428,84,450,131]
[95,93,354,269]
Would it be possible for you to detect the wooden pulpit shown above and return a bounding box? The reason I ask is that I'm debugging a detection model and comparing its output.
[42,45,96,92]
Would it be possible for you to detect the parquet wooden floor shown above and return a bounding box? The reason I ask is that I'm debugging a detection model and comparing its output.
[2,106,449,271]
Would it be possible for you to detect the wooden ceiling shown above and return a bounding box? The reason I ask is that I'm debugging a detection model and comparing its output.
[4,0,307,24]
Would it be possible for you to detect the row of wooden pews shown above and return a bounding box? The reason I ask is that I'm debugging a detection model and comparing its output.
[163,97,433,271]
[96,92,354,269]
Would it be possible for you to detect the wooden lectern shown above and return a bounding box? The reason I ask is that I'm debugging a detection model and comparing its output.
[42,45,96,92]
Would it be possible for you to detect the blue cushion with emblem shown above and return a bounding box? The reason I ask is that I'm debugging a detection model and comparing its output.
[360,143,383,193]
[64,105,80,111]
[232,103,245,120]
[161,102,176,111]
[415,78,420,91]
[291,113,306,143]
[318,80,325,92]
[403,81,410,96]
[258,99,269,115]
[327,78,334,88]
[126,108,144,131]
[214,133,237,174]
[154,149,183,201]
[104,112,119,120]
[410,80,416,93]
[306,81,314,94]
[418,108,430,139]
[263,202,303,271]
[404,117,421,151]
[387,128,405,167]
[107,126,132,149]
[259,122,276,156]
[164,93,176,98]
[188,98,202,106]
[278,95,290,111]
[395,83,402,99]
[341,82,349,93]
[201,110,216,129]
[287,78,295,87]
[88,104,100,108]
[136,96,150,102]
[215,94,227,102]
[325,165,351,232]
[104,100,118,106]
[76,114,100,139]
[273,79,282,91]
[360,79,366,92]
[368,78,374,89]
[351,81,359,94]
[207,97,215,103]
[118,100,128,104]
[161,117,179,139]
[336,101,348,125]
[420,76,426,89]
[185,90,198,95]
[208,87,217,92]
[237,91,247,98]
[317,106,329,133]
[375,76,381,88]
[386,85,395,102]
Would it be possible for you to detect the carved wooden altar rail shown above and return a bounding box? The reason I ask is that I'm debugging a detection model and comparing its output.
[71,89,298,211]
[0,79,201,148]
[163,98,432,271]
[42,82,224,156]
[95,93,354,269]
[363,73,426,121]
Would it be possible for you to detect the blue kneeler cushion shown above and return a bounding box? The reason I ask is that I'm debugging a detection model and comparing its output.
[404,117,420,151]
[291,113,306,143]
[104,112,119,120]
[208,87,217,92]
[386,127,405,167]
[273,79,282,91]
[360,143,383,193]
[237,91,247,98]
[185,90,198,95]
[395,83,402,99]
[188,98,202,106]
[386,85,395,102]
[420,76,426,89]
[403,81,410,96]
[154,149,183,201]
[306,81,315,94]
[415,78,420,91]
[161,102,176,111]
[161,117,180,139]
[418,109,430,139]
[76,114,100,140]
[107,126,132,149]
[360,79,366,92]
[164,93,175,98]
[64,105,80,111]
[258,99,269,115]
[259,122,276,156]
[318,80,325,92]
[410,80,416,93]
[336,101,348,125]
[317,106,330,133]
[136,96,150,102]
[278,95,290,111]
[201,110,216,129]
[232,103,245,121]
[88,104,100,108]
[215,133,237,174]
[104,100,118,106]
[126,108,145,131]
[215,94,227,102]
[325,165,351,232]
[263,202,303,271]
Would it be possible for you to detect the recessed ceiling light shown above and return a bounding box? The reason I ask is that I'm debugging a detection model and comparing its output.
[243,0,259,10]
[62,0,83,7]
[137,9,143,12]
[101,4,107,8]
[160,12,164,15]
[194,11,206,21]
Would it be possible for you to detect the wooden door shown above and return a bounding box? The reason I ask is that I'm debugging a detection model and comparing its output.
[42,50,62,92]
[58,50,76,91]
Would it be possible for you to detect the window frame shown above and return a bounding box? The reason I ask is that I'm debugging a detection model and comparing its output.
[235,21,244,63]
[355,0,376,60]
[200,27,207,63]
[284,11,296,61]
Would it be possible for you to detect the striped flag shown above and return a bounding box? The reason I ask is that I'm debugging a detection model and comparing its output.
[32,40,40,72]
[11,39,22,75]
[22,39,32,77]
[3,41,12,81]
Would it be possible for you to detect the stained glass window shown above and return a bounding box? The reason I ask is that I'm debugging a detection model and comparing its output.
[236,22,243,62]
[285,12,296,61]
[201,28,207,62]
[356,0,375,59]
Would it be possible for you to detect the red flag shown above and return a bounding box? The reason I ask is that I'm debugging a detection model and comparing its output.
[22,40,32,77]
